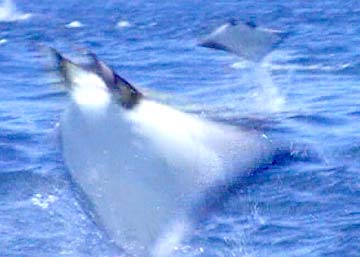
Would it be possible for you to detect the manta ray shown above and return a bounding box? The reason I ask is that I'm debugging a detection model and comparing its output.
[49,21,285,257]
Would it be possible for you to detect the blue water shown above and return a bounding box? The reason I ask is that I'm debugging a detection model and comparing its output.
[1,0,359,256]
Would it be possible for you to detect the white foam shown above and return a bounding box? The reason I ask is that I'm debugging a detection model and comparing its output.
[31,193,58,209]
[63,60,111,108]
[65,20,84,28]
[70,72,110,107]
[0,0,31,22]
[265,63,350,72]
[150,217,190,257]
[117,20,131,28]
[248,65,285,113]
[0,38,7,44]
[230,60,286,114]
[231,60,253,69]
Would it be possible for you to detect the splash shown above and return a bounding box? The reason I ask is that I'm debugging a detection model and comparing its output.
[0,0,31,22]
[230,58,286,115]
[249,64,286,113]
[68,67,111,107]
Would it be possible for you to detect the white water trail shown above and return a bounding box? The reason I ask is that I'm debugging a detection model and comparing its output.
[0,0,31,22]
[60,73,272,256]
[249,64,285,113]
[230,54,286,116]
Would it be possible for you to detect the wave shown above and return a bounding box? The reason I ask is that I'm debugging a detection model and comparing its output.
[0,0,31,22]
[117,20,131,28]
[65,20,84,28]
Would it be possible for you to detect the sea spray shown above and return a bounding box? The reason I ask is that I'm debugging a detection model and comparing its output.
[0,0,31,22]
[250,64,286,113]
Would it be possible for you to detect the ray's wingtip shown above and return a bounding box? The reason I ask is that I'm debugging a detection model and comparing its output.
[37,44,66,68]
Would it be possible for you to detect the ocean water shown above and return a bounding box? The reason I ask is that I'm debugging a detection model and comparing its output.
[0,0,359,256]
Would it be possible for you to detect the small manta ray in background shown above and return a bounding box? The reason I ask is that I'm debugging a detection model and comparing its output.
[47,20,286,257]
[199,19,286,62]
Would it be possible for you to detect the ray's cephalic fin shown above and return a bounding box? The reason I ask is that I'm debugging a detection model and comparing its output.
[85,51,142,109]
[47,47,78,87]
